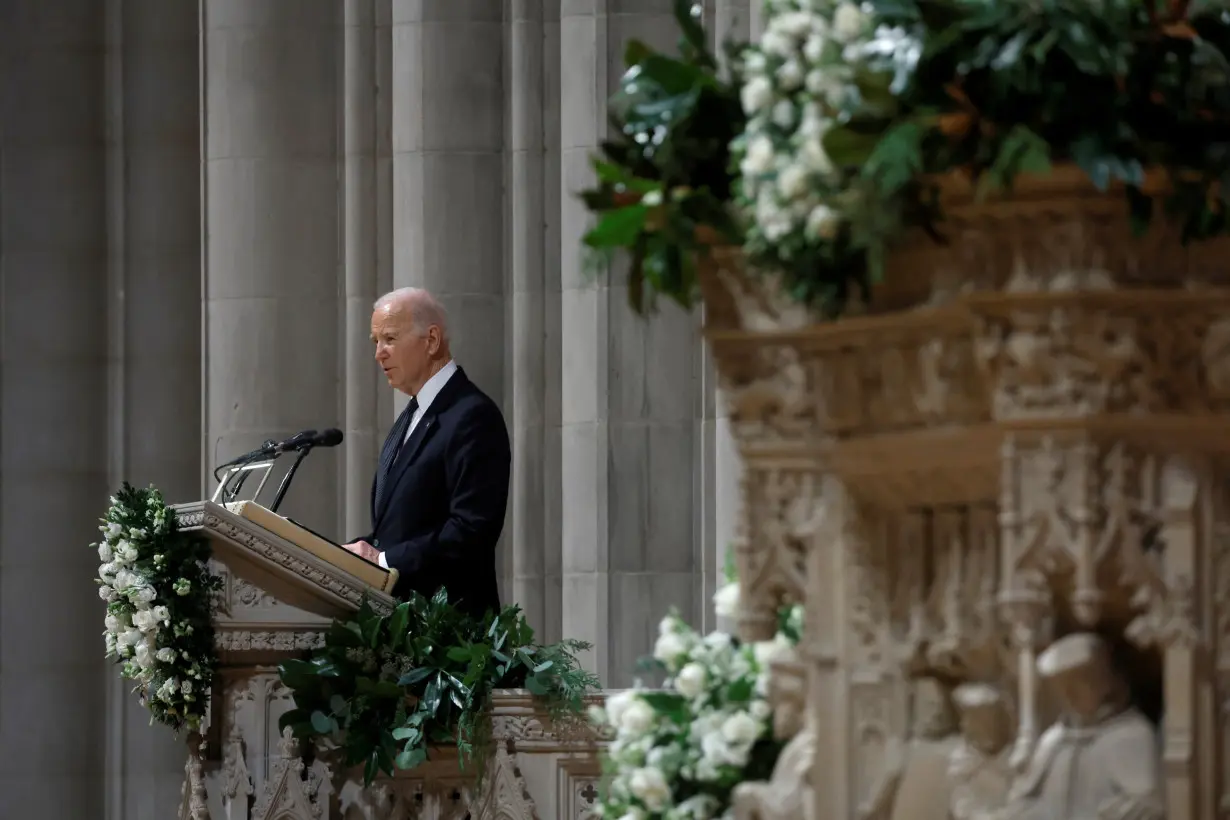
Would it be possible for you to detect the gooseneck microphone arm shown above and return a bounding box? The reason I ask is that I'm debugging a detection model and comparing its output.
[211,429,319,502]
[269,428,344,513]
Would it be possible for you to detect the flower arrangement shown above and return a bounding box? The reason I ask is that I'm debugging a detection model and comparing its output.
[583,0,1230,318]
[579,0,745,312]
[278,589,599,784]
[96,483,223,733]
[590,577,803,820]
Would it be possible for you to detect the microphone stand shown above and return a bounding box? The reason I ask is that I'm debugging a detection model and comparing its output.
[270,445,314,512]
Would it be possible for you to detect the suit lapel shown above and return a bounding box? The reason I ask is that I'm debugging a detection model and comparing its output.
[373,369,469,526]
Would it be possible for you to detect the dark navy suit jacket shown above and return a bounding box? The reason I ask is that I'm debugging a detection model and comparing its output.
[356,368,510,619]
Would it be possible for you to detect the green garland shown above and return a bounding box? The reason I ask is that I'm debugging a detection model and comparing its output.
[96,484,222,733]
[278,590,599,785]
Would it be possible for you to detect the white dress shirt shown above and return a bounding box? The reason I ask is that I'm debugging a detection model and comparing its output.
[378,359,457,569]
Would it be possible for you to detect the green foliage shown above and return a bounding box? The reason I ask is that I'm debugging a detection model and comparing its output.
[278,589,598,785]
[579,0,745,313]
[808,0,1230,301]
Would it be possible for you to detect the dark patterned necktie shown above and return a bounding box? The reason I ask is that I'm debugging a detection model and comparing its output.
[374,397,417,513]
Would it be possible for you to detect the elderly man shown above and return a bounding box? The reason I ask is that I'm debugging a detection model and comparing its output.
[342,288,510,619]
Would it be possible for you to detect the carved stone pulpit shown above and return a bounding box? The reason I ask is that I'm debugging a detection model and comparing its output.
[173,501,607,820]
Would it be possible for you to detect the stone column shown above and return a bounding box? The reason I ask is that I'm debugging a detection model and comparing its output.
[341,0,389,539]
[507,0,563,641]
[390,0,507,593]
[560,1,702,685]
[0,3,109,815]
[202,0,342,535]
[103,2,203,817]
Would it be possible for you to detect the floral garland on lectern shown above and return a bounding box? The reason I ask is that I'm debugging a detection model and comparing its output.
[95,483,222,733]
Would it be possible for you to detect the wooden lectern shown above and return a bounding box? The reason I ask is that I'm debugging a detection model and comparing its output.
[171,500,607,820]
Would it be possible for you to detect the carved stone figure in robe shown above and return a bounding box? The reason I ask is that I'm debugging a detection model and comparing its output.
[948,683,1013,820]
[858,676,960,820]
[1006,632,1164,820]
[731,649,815,820]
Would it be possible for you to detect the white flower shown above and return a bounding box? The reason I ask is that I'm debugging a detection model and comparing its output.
[760,30,790,58]
[181,680,193,695]
[740,76,774,115]
[156,647,177,663]
[803,33,826,62]
[99,585,115,601]
[98,542,113,562]
[751,699,772,721]
[115,539,138,564]
[777,164,810,200]
[675,795,720,819]
[104,633,118,654]
[741,135,775,177]
[833,2,867,42]
[120,629,143,648]
[152,605,170,624]
[776,59,803,90]
[605,690,638,730]
[721,711,761,746]
[134,642,154,670]
[641,189,663,207]
[104,613,123,632]
[133,609,159,632]
[619,698,656,738]
[771,100,795,129]
[106,522,123,540]
[675,662,708,699]
[800,135,833,173]
[131,586,157,606]
[653,630,691,667]
[628,767,671,812]
[805,203,841,239]
[713,582,740,620]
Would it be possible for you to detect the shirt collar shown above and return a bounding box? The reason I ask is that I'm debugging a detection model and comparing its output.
[414,359,457,414]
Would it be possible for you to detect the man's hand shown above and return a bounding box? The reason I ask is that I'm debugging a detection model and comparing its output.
[342,540,381,563]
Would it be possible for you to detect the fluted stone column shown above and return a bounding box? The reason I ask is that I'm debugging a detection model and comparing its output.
[103,3,204,817]
[202,0,342,535]
[0,3,109,815]
[391,0,508,591]
[560,1,703,685]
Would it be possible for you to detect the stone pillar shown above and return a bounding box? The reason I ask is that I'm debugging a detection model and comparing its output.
[202,0,342,535]
[0,3,109,815]
[559,1,702,685]
[103,2,203,817]
[508,0,562,641]
[341,0,389,539]
[390,0,507,595]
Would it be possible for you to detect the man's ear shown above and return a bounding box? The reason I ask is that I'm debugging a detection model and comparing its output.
[427,325,442,355]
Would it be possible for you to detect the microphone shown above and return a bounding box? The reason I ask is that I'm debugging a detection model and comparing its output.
[268,427,344,513]
[213,429,319,479]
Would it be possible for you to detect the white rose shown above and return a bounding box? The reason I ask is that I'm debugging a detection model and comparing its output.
[134,642,154,669]
[833,2,867,42]
[117,543,139,564]
[721,711,761,746]
[133,609,159,632]
[616,810,647,820]
[152,605,170,624]
[653,631,690,667]
[751,699,772,721]
[741,135,775,176]
[676,795,720,819]
[806,203,841,239]
[777,11,814,39]
[181,680,193,695]
[156,647,177,663]
[803,33,826,62]
[627,767,671,812]
[619,698,656,737]
[745,51,767,73]
[104,613,122,632]
[120,628,143,648]
[104,633,118,654]
[98,585,115,601]
[674,662,708,699]
[700,730,735,766]
[777,164,810,200]
[712,582,740,620]
[801,136,833,173]
[740,76,774,115]
[760,30,790,58]
[97,542,113,562]
[106,522,123,539]
[771,100,795,129]
[776,59,803,90]
[131,586,157,606]
[703,631,733,652]
[605,690,637,729]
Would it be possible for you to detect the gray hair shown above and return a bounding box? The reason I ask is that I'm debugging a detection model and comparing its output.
[374,287,449,339]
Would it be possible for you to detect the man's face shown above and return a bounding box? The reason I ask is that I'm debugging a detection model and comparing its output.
[370,304,436,395]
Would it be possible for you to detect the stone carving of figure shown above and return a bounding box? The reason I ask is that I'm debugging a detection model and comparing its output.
[948,683,1013,820]
[731,649,815,820]
[1006,632,1164,820]
[859,676,960,820]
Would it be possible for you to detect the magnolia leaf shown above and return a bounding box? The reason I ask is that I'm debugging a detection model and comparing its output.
[392,726,419,741]
[396,745,428,770]
[310,710,334,734]
[398,667,432,687]
[524,674,549,696]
